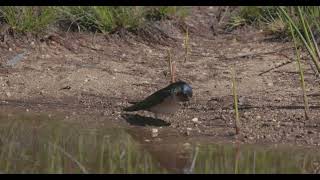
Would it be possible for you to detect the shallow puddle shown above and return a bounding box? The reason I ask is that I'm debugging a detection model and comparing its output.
[0,110,319,174]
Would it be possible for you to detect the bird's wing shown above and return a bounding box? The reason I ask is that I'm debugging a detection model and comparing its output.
[123,88,172,112]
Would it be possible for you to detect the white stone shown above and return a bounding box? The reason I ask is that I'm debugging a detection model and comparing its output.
[192,118,199,122]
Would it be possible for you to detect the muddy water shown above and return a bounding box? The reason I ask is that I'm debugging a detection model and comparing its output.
[0,110,319,174]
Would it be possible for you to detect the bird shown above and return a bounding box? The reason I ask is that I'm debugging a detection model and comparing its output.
[123,80,193,120]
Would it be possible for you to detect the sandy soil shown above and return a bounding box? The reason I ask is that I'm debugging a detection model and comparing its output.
[0,7,320,146]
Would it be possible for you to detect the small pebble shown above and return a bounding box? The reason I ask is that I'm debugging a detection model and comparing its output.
[152,128,158,137]
[275,97,281,102]
[267,82,273,87]
[192,118,199,122]
[152,128,158,133]
[185,131,190,136]
[183,143,192,149]
[5,92,11,97]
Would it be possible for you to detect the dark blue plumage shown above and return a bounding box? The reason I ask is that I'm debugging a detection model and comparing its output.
[124,81,192,115]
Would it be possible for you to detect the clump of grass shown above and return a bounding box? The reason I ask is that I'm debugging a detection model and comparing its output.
[59,6,189,33]
[278,7,320,75]
[238,6,264,24]
[227,6,273,30]
[58,6,146,33]
[0,6,58,33]
[227,6,288,36]
[226,15,246,31]
[94,6,146,32]
[0,6,189,34]
[56,6,100,32]
[145,6,189,21]
[231,67,240,135]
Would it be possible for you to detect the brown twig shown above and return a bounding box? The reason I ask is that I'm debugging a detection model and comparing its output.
[258,51,299,76]
[218,6,229,25]
[225,46,295,60]
[167,49,176,83]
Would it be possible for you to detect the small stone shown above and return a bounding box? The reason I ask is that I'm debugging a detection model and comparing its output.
[192,118,199,122]
[5,92,11,97]
[40,90,45,95]
[183,142,191,147]
[267,82,273,87]
[307,130,314,134]
[145,139,150,142]
[275,97,281,102]
[31,41,35,45]
[185,131,190,136]
[238,96,246,106]
[152,128,158,137]
[152,128,158,133]
[112,77,116,80]
[9,48,12,51]
[26,109,29,112]
[256,115,261,120]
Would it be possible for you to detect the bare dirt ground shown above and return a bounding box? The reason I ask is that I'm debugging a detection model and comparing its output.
[0,7,320,146]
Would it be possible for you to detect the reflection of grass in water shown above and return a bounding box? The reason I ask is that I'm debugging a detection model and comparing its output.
[0,113,167,173]
[192,144,320,174]
[1,112,320,174]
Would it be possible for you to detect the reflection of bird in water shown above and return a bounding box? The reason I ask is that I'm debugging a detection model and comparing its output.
[124,81,193,119]
[125,127,195,173]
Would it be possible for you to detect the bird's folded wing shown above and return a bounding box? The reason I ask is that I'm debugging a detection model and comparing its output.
[123,89,172,111]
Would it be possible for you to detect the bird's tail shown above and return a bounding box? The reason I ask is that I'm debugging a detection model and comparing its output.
[123,106,136,112]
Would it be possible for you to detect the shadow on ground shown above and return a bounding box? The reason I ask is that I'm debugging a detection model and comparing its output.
[122,113,171,127]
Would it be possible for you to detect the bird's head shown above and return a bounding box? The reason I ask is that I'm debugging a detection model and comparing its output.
[170,80,193,102]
